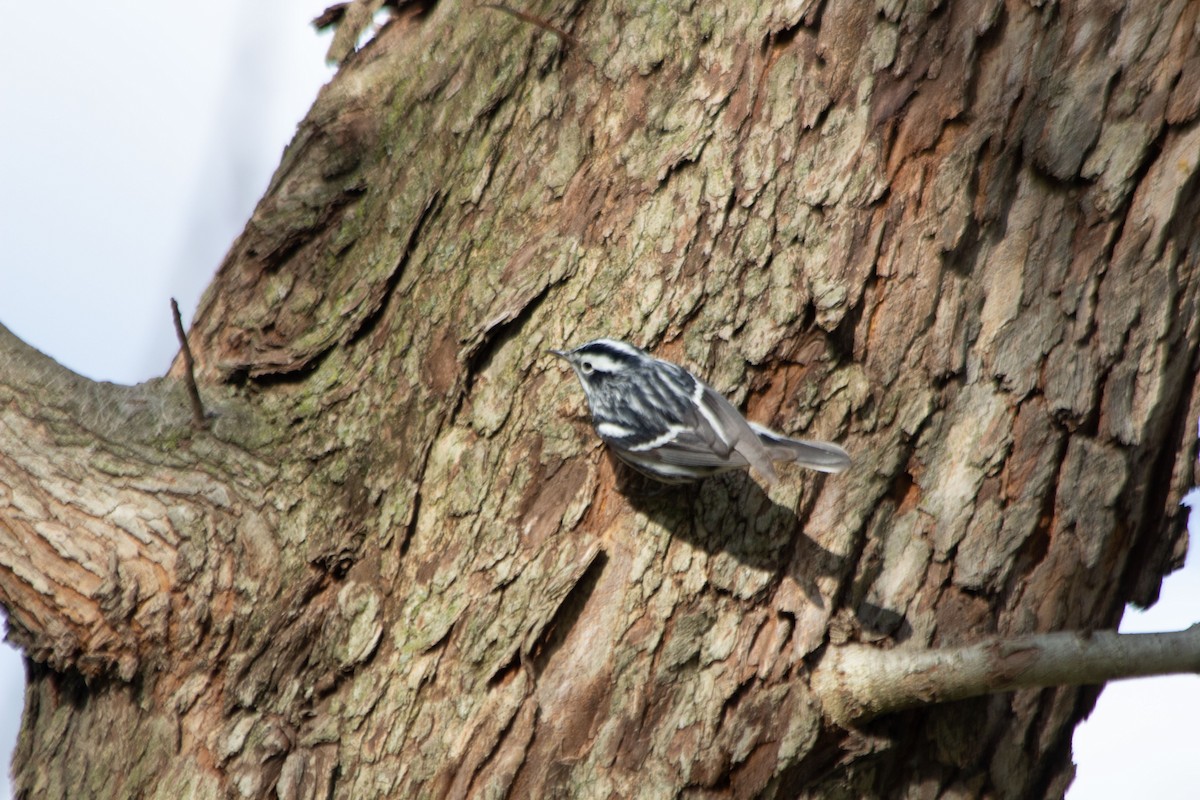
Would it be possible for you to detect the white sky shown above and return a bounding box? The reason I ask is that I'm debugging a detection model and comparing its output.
[0,3,1196,798]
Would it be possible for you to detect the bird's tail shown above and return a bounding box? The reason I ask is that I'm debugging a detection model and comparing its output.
[749,422,852,474]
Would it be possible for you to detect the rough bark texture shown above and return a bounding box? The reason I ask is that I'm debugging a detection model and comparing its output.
[2,1,1198,798]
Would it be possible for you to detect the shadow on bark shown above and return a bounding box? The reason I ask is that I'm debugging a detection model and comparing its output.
[617,461,912,642]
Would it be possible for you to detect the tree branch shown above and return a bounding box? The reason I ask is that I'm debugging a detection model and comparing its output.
[812,625,1200,726]
[0,324,268,679]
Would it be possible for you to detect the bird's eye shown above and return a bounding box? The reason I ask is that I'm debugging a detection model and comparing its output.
[580,360,594,374]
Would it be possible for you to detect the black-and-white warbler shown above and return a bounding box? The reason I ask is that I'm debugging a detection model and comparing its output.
[550,339,851,485]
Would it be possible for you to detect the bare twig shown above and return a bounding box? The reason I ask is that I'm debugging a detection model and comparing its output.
[480,3,577,46]
[812,624,1200,726]
[313,3,351,30]
[170,298,207,429]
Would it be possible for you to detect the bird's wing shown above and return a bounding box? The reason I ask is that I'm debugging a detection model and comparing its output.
[626,426,749,467]
[673,383,779,484]
[593,365,779,484]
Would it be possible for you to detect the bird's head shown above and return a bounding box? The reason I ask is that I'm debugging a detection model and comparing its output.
[548,338,646,394]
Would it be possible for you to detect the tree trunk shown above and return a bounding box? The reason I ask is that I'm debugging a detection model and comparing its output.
[3,1,1198,798]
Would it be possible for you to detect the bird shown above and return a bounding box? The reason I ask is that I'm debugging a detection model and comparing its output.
[549,338,851,485]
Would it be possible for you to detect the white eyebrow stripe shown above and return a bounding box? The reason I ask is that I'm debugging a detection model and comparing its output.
[597,421,636,438]
[589,339,644,358]
[628,425,686,451]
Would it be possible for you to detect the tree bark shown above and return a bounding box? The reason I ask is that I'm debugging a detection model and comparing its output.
[2,1,1198,798]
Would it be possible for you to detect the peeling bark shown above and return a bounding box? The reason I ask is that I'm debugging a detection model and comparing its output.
[2,1,1198,798]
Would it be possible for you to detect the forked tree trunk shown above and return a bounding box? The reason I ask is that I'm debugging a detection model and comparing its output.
[2,2,1198,798]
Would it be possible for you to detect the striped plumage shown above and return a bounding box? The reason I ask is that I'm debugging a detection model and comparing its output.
[550,339,851,485]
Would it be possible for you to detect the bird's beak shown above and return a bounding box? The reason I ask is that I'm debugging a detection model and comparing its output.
[547,349,569,361]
